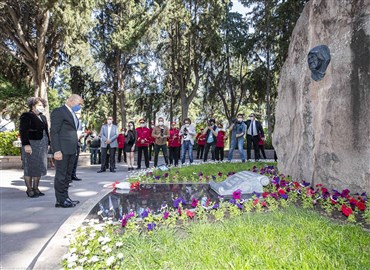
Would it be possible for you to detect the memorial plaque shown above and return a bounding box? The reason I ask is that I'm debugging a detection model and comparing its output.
[209,171,270,197]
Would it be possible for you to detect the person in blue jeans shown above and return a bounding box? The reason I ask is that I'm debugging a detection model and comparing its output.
[179,118,196,164]
[228,113,246,162]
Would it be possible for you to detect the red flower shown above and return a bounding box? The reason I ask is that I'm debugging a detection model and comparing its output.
[261,201,267,207]
[262,192,269,198]
[341,204,353,217]
[278,188,286,195]
[356,201,366,211]
[130,181,140,190]
[306,188,315,197]
[253,198,259,205]
[293,182,300,189]
[186,209,195,219]
[321,187,328,194]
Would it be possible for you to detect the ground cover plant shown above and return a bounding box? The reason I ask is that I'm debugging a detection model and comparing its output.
[128,161,277,184]
[63,162,370,269]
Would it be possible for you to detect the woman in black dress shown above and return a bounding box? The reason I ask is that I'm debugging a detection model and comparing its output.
[19,97,50,197]
[124,121,136,171]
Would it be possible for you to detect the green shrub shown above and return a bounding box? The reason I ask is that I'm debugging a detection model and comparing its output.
[0,131,21,156]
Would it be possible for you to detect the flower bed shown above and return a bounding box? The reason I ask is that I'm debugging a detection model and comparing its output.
[62,164,370,269]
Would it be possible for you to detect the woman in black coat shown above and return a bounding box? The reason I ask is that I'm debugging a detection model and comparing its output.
[19,97,50,197]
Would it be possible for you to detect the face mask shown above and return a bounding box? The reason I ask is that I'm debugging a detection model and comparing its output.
[249,117,254,121]
[107,120,113,125]
[185,123,189,127]
[159,121,164,126]
[140,123,145,127]
[238,118,243,122]
[151,125,155,128]
[72,104,81,112]
[121,131,125,134]
[36,106,44,114]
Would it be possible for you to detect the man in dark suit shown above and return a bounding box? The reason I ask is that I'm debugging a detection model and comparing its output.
[51,94,84,208]
[245,113,264,161]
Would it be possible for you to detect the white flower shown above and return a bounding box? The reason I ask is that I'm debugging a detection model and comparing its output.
[78,257,87,264]
[67,253,78,264]
[105,247,112,254]
[67,262,76,268]
[82,240,89,246]
[89,255,99,263]
[69,247,77,253]
[83,249,90,255]
[107,220,113,225]
[103,217,108,221]
[101,245,108,251]
[116,242,123,247]
[98,236,111,244]
[117,253,124,259]
[106,256,115,266]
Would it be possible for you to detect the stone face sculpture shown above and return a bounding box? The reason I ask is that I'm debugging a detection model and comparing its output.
[273,0,370,194]
[209,171,270,197]
[308,45,331,81]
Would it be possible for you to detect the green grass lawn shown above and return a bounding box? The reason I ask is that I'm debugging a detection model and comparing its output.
[65,206,370,269]
[130,161,277,183]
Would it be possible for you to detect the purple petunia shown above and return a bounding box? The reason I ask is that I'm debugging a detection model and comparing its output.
[213,203,219,209]
[301,180,310,187]
[272,176,280,185]
[212,175,217,180]
[163,212,169,219]
[280,180,287,187]
[280,194,288,199]
[229,198,236,205]
[121,215,128,227]
[341,189,350,197]
[141,210,149,218]
[236,203,243,210]
[147,222,156,231]
[155,175,161,180]
[173,197,186,208]
[163,173,169,178]
[218,172,223,177]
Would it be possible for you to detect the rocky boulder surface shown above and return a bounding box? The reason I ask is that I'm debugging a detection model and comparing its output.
[273,0,370,193]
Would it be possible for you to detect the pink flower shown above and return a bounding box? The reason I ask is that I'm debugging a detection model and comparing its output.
[253,198,259,206]
[262,192,269,198]
[233,189,241,200]
[163,212,169,219]
[191,198,199,208]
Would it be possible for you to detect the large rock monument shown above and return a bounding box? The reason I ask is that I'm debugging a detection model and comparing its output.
[273,0,370,193]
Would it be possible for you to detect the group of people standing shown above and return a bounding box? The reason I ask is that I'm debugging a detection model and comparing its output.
[19,93,266,208]
[92,113,266,173]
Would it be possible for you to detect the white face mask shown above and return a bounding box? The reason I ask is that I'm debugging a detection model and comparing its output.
[107,120,113,125]
[158,121,164,126]
[36,106,44,114]
[237,118,243,122]
[140,123,145,127]
[121,131,125,134]
[185,123,189,127]
[249,117,254,121]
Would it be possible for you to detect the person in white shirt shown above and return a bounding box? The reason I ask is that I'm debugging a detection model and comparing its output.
[245,113,265,161]
[179,118,196,164]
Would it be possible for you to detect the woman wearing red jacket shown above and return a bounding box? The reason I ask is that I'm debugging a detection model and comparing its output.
[215,123,228,161]
[135,119,151,169]
[168,121,181,166]
[117,128,126,163]
[196,128,206,159]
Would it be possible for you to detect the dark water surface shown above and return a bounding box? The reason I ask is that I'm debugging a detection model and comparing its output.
[89,184,221,220]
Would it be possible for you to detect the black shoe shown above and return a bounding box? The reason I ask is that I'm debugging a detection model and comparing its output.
[26,190,39,198]
[97,170,106,173]
[55,200,76,208]
[110,169,116,173]
[136,167,141,170]
[71,176,82,181]
[66,197,80,204]
[33,188,45,196]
